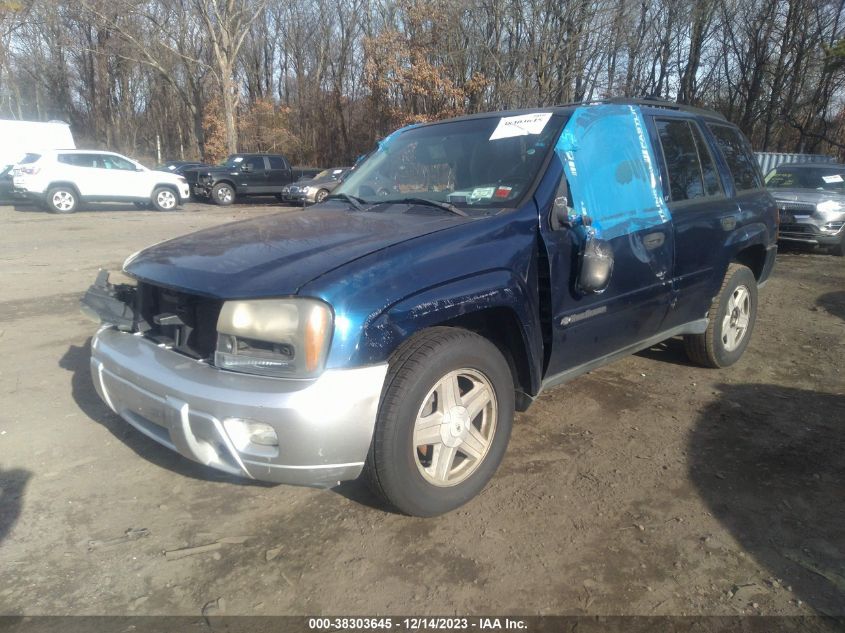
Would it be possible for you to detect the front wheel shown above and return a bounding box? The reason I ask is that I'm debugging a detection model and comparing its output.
[212,183,234,206]
[151,187,179,211]
[314,188,329,204]
[684,263,758,368]
[364,327,514,517]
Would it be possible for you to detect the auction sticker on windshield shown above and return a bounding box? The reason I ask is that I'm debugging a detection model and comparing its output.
[490,112,552,140]
[822,174,843,183]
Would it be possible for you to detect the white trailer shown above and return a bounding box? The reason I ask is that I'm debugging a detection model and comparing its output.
[0,119,75,170]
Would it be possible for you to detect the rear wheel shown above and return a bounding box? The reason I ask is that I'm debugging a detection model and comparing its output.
[684,263,758,368]
[364,327,514,517]
[46,187,78,214]
[151,186,178,211]
[212,183,234,206]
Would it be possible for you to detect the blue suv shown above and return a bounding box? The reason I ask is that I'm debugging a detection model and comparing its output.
[83,99,777,516]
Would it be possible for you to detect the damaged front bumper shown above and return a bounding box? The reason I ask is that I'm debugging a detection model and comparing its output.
[82,274,387,487]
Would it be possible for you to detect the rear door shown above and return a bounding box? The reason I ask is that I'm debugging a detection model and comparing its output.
[267,155,292,188]
[649,116,738,329]
[60,153,103,197]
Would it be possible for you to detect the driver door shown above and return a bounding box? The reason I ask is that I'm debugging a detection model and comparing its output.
[239,156,269,193]
[539,106,675,380]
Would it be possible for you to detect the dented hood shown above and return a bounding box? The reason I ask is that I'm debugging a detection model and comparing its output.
[124,207,469,298]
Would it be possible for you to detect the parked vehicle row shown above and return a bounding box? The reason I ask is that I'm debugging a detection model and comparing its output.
[183,154,322,205]
[82,98,778,516]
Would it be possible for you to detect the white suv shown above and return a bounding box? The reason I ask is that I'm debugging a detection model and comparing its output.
[12,150,191,213]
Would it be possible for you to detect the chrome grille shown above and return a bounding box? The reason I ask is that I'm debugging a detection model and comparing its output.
[777,201,815,214]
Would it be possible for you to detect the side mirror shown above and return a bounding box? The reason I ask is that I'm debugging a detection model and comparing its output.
[577,237,614,294]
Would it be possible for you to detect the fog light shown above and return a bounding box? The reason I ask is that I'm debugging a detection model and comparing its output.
[223,418,279,450]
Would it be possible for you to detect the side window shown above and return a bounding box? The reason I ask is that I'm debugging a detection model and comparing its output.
[689,123,723,197]
[707,124,762,191]
[59,154,94,168]
[656,119,706,202]
[268,156,285,170]
[244,156,266,171]
[101,155,136,171]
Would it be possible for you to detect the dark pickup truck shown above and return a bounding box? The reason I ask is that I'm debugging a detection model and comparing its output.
[184,154,321,205]
[83,99,777,517]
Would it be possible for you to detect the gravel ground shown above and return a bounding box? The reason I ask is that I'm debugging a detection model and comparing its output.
[0,198,842,617]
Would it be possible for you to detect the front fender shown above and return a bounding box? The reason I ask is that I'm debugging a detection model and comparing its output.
[358,269,543,394]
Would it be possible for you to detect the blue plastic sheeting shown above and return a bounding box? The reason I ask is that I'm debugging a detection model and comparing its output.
[556,104,670,240]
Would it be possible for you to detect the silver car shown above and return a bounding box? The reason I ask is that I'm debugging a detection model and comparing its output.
[280,167,349,205]
[766,162,845,256]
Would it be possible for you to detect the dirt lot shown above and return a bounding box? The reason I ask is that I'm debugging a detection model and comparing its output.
[0,199,843,618]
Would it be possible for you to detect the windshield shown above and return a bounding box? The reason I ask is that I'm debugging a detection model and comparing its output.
[765,165,845,192]
[334,114,566,210]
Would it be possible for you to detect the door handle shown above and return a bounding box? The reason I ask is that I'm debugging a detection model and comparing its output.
[643,232,665,250]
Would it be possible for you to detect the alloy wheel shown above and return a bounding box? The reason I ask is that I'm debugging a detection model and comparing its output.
[413,368,497,487]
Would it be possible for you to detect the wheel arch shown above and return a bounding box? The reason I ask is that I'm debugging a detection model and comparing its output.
[153,182,180,194]
[46,181,81,197]
[723,222,773,282]
[213,179,237,192]
[732,243,768,281]
[359,270,543,411]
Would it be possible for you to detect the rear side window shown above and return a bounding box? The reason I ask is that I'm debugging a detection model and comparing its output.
[656,119,722,202]
[707,124,762,191]
[58,154,95,167]
[268,156,285,170]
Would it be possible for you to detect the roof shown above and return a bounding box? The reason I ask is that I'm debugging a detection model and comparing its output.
[413,97,729,129]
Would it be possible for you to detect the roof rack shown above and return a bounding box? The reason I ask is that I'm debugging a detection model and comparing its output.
[556,96,727,121]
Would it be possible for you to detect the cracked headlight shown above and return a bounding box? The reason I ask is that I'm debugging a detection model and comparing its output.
[214,299,333,378]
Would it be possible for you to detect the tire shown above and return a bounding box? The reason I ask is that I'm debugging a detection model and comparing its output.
[45,186,78,214]
[151,187,179,211]
[684,263,758,368]
[212,182,235,206]
[315,188,329,204]
[364,327,515,517]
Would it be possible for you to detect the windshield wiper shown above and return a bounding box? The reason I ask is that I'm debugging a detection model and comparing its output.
[324,192,366,211]
[368,197,468,217]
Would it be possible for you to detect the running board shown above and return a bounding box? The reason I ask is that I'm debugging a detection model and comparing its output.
[539,319,708,394]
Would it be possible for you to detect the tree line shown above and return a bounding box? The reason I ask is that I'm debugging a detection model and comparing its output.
[1,0,844,167]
